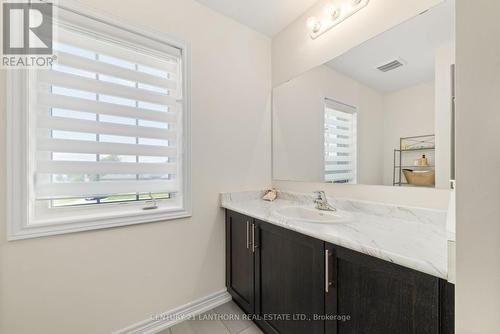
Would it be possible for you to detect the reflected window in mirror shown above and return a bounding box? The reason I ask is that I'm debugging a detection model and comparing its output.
[324,99,357,184]
[272,0,454,189]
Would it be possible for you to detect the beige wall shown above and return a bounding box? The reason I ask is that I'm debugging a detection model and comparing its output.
[0,1,271,333]
[382,82,436,186]
[456,0,500,332]
[272,0,444,86]
[273,65,384,185]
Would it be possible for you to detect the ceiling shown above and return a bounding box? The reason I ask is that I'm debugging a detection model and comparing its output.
[195,0,318,36]
[327,0,455,93]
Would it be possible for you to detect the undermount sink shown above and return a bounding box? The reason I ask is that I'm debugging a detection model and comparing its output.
[273,206,352,224]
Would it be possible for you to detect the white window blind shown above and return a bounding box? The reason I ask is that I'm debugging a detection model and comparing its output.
[7,4,191,239]
[34,27,183,204]
[324,99,357,184]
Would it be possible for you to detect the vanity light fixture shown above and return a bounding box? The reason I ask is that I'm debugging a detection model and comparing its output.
[307,0,370,39]
[324,5,341,20]
[307,16,322,33]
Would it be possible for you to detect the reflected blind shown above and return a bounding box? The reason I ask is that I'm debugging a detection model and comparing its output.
[324,99,357,184]
[34,27,182,200]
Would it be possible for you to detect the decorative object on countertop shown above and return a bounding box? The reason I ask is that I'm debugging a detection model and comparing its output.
[403,169,435,186]
[393,134,435,187]
[414,154,429,167]
[262,188,278,201]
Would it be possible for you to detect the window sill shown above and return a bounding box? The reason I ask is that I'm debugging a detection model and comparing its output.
[7,207,192,241]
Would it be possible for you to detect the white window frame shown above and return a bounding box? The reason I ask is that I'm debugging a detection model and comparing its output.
[324,98,357,184]
[6,1,191,240]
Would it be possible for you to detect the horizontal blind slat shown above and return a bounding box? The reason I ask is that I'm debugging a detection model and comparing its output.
[324,137,351,145]
[38,93,178,123]
[39,70,178,106]
[37,138,176,157]
[324,145,351,153]
[325,116,353,124]
[35,180,178,199]
[57,28,180,72]
[326,110,354,117]
[325,124,353,132]
[37,160,176,175]
[325,156,352,163]
[325,164,354,172]
[325,173,354,182]
[325,128,352,136]
[56,51,177,90]
[325,101,356,114]
[38,115,176,140]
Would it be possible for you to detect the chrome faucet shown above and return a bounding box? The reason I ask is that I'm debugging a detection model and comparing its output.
[313,191,336,211]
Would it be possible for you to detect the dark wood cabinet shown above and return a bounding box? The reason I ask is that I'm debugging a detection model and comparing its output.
[439,279,455,334]
[225,210,454,334]
[254,221,325,334]
[325,243,441,334]
[225,210,255,314]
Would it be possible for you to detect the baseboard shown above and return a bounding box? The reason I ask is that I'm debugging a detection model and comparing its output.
[114,289,232,334]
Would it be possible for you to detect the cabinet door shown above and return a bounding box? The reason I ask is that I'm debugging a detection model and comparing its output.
[440,280,455,334]
[226,210,255,314]
[255,221,325,334]
[325,243,440,334]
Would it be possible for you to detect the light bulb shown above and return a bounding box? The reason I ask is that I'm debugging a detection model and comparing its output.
[324,5,341,20]
[306,17,321,33]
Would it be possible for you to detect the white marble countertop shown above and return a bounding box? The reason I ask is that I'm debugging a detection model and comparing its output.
[221,191,449,280]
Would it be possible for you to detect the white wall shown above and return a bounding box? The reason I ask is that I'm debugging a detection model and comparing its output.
[272,0,444,86]
[273,65,384,184]
[382,82,436,186]
[456,0,500,332]
[0,1,271,333]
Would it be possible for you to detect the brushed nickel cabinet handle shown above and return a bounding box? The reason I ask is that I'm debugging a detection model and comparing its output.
[325,249,329,293]
[325,249,332,293]
[246,221,250,249]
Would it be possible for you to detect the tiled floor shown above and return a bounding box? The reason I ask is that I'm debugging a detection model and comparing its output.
[158,301,263,334]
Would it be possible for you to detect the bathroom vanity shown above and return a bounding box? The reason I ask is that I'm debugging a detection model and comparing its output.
[222,191,454,334]
[221,2,456,333]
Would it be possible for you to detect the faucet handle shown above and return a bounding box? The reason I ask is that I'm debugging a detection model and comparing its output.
[313,191,326,201]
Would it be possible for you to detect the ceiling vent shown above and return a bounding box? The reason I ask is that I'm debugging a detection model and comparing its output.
[377,59,405,72]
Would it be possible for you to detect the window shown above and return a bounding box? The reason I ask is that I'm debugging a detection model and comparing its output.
[7,4,190,239]
[324,99,357,184]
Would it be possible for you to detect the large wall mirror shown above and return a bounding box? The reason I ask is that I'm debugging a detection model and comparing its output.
[272,0,455,189]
